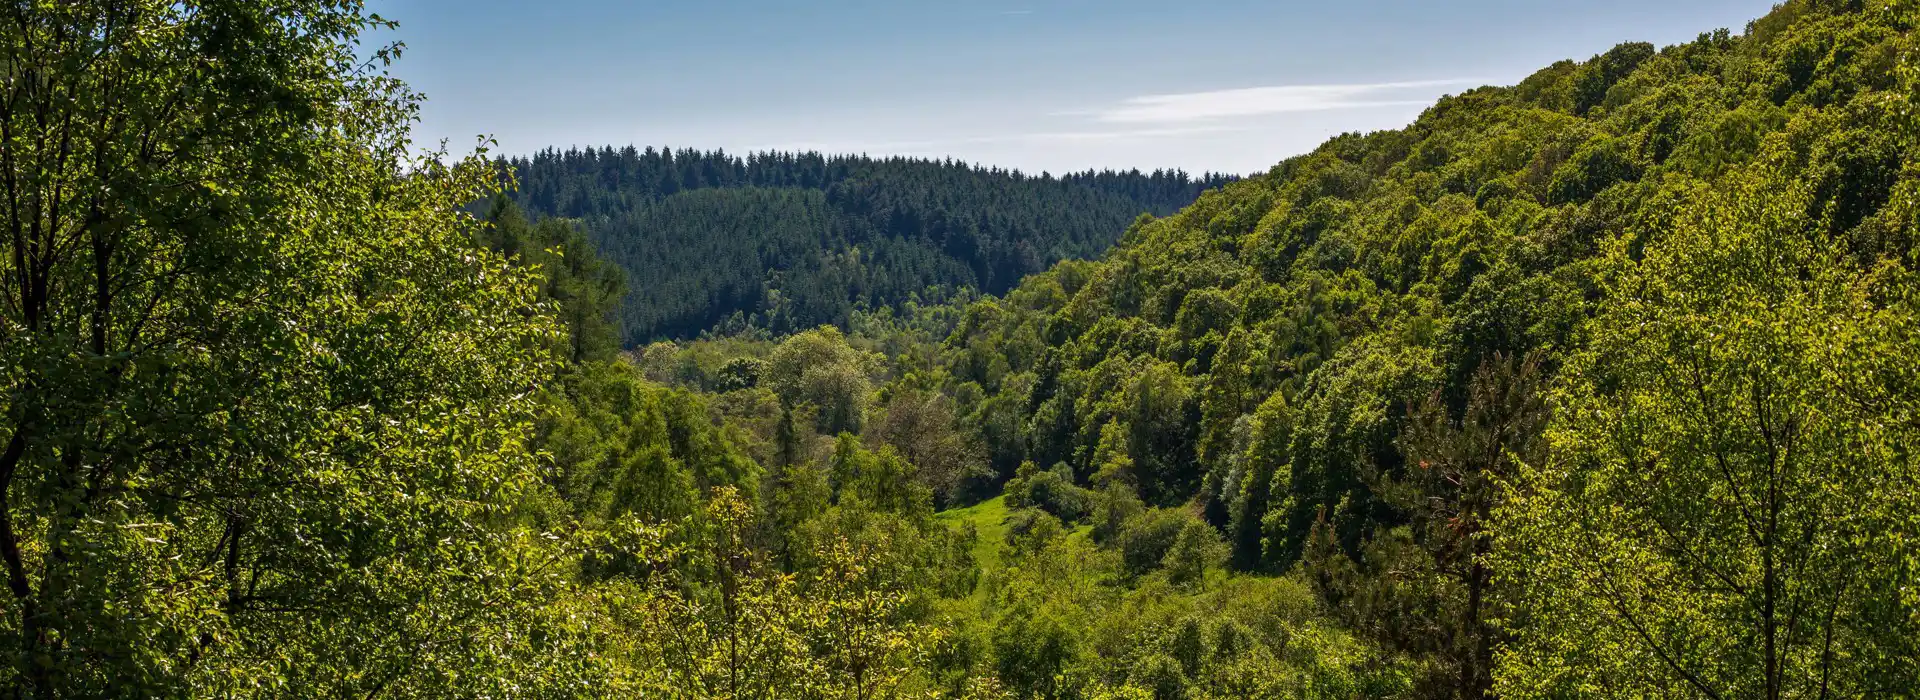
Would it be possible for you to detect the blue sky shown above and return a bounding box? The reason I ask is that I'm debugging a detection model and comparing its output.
[375,0,1779,175]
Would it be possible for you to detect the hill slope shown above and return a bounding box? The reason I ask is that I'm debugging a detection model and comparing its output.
[504,148,1234,343]
[900,2,1920,695]
[501,2,1920,696]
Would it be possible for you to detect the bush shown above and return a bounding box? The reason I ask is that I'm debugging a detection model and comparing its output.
[1118,509,1192,578]
[1130,654,1188,700]
[1546,136,1642,204]
[1004,461,1094,523]
[993,604,1083,699]
[1091,481,1147,544]
[1164,519,1226,587]
[1006,507,1068,556]
[714,357,763,391]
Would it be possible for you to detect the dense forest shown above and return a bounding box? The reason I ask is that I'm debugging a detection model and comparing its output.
[5,0,1920,698]
[503,148,1233,342]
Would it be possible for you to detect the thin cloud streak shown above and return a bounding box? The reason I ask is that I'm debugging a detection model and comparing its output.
[1000,125,1244,143]
[764,125,1247,160]
[1092,78,1485,123]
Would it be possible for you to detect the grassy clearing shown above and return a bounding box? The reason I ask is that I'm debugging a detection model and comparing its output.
[935,495,1010,571]
[936,496,1097,575]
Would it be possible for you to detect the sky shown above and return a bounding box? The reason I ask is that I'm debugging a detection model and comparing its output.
[374,0,1781,176]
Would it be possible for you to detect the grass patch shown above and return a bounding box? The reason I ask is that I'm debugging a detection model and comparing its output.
[935,495,1010,571]
[937,496,1099,574]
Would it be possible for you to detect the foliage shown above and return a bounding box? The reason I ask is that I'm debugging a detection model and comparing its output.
[17,0,1920,696]
[481,197,626,364]
[537,360,761,526]
[0,1,585,695]
[872,388,985,507]
[506,149,1235,342]
[608,489,943,699]
[767,326,880,435]
[894,2,1920,696]
[1004,462,1095,524]
[1493,163,1920,699]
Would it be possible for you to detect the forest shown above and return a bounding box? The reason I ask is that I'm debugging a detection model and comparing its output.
[502,148,1233,342]
[2,0,1918,698]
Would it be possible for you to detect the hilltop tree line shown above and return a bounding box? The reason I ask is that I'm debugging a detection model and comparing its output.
[502,147,1234,342]
[4,0,1920,698]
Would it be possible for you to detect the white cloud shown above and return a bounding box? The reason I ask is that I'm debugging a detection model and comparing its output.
[763,125,1244,157]
[730,78,1484,175]
[1091,79,1483,124]
[1003,125,1240,142]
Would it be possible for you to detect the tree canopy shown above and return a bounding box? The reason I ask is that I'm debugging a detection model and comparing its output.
[8,0,1920,697]
[0,1,572,694]
[504,147,1235,342]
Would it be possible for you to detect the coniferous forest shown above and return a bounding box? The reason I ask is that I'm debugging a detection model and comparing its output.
[502,148,1232,342]
[4,1,1920,698]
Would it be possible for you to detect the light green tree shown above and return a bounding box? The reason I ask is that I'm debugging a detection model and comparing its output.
[1495,170,1920,699]
[0,2,583,694]
[614,489,940,699]
[766,326,878,435]
[1163,519,1226,588]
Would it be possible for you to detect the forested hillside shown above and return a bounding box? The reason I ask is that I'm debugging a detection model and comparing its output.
[901,1,1920,695]
[630,0,1920,697]
[503,148,1233,342]
[7,0,1920,698]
